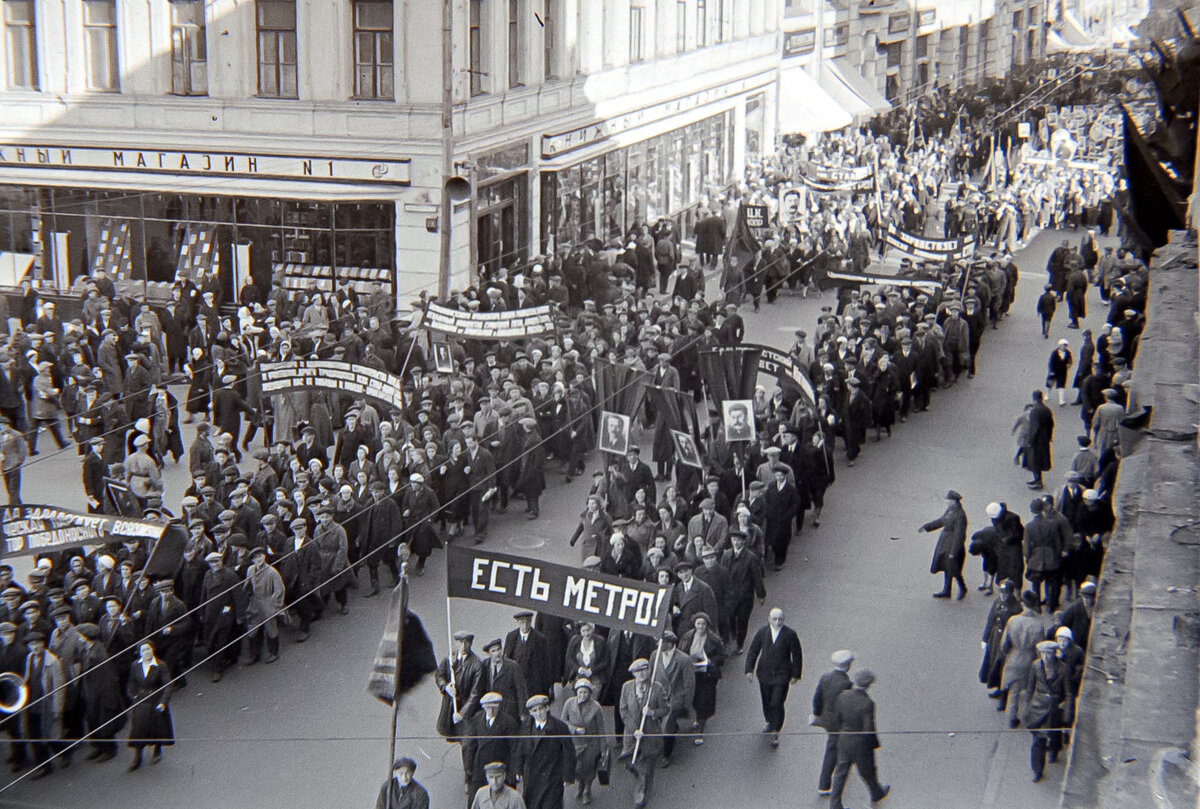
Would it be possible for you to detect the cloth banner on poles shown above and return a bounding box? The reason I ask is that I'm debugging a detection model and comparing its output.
[0,506,170,558]
[697,346,762,408]
[883,224,976,262]
[261,359,407,411]
[593,359,651,418]
[367,582,438,707]
[644,384,702,442]
[744,344,816,404]
[721,203,763,285]
[826,269,943,291]
[446,546,671,637]
[797,162,875,193]
[423,302,557,340]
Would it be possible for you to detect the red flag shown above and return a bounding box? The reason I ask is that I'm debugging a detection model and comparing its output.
[367,580,436,707]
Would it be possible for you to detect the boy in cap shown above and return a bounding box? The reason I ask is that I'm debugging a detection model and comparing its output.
[462,693,520,797]
[375,756,430,809]
[471,761,525,809]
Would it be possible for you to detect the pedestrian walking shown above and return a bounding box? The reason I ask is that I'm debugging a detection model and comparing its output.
[559,678,606,805]
[744,607,803,747]
[979,579,1022,696]
[374,757,431,809]
[1024,390,1055,490]
[827,669,890,809]
[514,694,575,809]
[1046,340,1073,406]
[919,490,969,600]
[618,657,668,809]
[0,417,27,504]
[125,641,174,771]
[999,590,1050,725]
[810,649,854,795]
[1036,284,1057,338]
[1022,640,1072,782]
[471,761,526,809]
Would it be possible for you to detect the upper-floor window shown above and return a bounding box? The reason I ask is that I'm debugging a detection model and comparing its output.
[508,0,522,87]
[353,0,393,99]
[630,4,645,62]
[257,0,297,98]
[715,0,728,43]
[469,0,483,95]
[3,0,37,90]
[543,0,557,79]
[83,0,119,91]
[697,0,707,46]
[784,0,811,17]
[676,1,686,52]
[170,0,207,95]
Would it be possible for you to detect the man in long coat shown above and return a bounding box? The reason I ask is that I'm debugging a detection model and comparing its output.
[919,490,968,600]
[461,692,521,795]
[504,612,555,701]
[1024,390,1054,489]
[810,649,854,795]
[828,670,890,809]
[513,418,545,519]
[514,694,576,809]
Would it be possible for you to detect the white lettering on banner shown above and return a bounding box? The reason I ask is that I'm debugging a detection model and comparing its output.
[541,76,773,157]
[424,303,557,340]
[469,558,551,602]
[0,144,411,186]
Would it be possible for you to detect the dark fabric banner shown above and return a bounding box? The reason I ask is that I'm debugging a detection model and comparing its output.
[644,384,702,442]
[698,347,762,407]
[0,506,168,559]
[446,546,671,637]
[593,359,651,418]
[1121,104,1186,249]
[826,269,944,291]
[721,203,763,282]
[744,343,816,404]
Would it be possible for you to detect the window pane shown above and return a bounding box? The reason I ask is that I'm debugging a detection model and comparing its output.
[170,0,204,26]
[258,0,295,29]
[83,0,115,25]
[379,32,393,65]
[259,31,279,63]
[4,1,33,24]
[355,0,392,29]
[279,32,297,64]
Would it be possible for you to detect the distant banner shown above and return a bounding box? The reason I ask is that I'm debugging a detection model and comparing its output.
[799,162,875,193]
[884,224,975,262]
[261,360,406,411]
[1,506,167,559]
[424,302,557,340]
[827,269,943,291]
[746,343,816,403]
[446,546,671,637]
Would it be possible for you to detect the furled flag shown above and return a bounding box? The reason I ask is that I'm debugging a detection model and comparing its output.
[367,581,437,707]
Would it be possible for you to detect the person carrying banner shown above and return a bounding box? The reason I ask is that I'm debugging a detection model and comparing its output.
[618,658,668,809]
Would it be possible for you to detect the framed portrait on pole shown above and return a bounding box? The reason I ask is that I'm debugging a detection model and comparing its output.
[670,430,703,469]
[721,399,756,442]
[597,411,631,455]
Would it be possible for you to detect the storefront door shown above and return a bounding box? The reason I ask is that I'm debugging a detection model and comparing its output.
[476,174,527,277]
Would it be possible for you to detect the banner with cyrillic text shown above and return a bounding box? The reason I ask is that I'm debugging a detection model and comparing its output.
[260,359,406,411]
[0,506,167,558]
[826,270,943,291]
[424,302,557,340]
[445,546,671,638]
[884,224,976,262]
[745,343,816,403]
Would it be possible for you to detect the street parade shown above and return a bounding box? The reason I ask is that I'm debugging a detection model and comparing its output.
[0,21,1178,809]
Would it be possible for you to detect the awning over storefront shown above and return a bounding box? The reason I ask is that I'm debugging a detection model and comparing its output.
[778,66,852,136]
[822,59,892,120]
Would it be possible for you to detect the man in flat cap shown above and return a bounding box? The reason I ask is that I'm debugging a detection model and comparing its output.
[513,416,546,519]
[505,611,554,701]
[375,756,430,809]
[471,761,526,809]
[473,638,528,726]
[244,546,285,665]
[200,550,242,681]
[810,650,855,794]
[143,579,192,689]
[919,490,969,600]
[21,631,65,779]
[437,630,484,742]
[462,693,521,798]
[514,694,575,809]
[76,622,125,762]
[618,658,669,809]
[828,669,889,808]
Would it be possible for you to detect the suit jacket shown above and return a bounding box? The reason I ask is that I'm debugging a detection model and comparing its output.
[504,628,554,699]
[833,687,880,754]
[720,548,766,607]
[618,679,668,756]
[374,777,431,809]
[744,624,803,684]
[686,512,729,553]
[436,652,485,734]
[471,657,528,725]
[515,714,577,803]
[673,577,719,632]
[811,669,852,730]
[461,710,520,789]
[653,648,696,714]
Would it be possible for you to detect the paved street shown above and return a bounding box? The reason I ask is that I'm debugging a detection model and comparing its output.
[2,228,1115,809]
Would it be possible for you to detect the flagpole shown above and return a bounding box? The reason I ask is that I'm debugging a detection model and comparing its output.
[388,561,410,773]
[630,636,665,768]
[444,594,459,718]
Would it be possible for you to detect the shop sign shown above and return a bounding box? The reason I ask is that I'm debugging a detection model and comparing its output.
[541,77,771,157]
[0,144,411,186]
[888,12,911,34]
[783,28,817,57]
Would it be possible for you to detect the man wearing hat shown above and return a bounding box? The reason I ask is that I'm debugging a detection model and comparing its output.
[672,559,718,633]
[686,497,728,555]
[76,622,125,762]
[513,416,546,519]
[618,657,669,808]
[828,669,890,808]
[810,650,855,794]
[436,630,484,739]
[515,693,576,809]
[919,490,969,600]
[470,761,525,809]
[1058,578,1096,652]
[476,637,528,726]
[280,517,324,642]
[462,693,521,797]
[244,546,285,665]
[21,630,65,779]
[504,611,554,701]
[361,481,404,597]
[201,550,242,681]
[651,630,694,767]
[1024,497,1065,613]
[1021,639,1071,782]
[375,756,430,809]
[0,416,27,504]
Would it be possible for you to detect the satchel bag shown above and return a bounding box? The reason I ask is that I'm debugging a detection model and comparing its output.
[596,747,611,786]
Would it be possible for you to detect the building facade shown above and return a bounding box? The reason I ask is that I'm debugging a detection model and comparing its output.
[0,0,781,302]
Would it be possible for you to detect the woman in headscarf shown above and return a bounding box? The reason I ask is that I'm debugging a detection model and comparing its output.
[679,611,725,743]
[126,641,174,771]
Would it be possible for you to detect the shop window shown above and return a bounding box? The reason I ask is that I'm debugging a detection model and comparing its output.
[170,0,207,96]
[886,41,903,69]
[3,0,37,90]
[257,0,298,98]
[83,0,119,91]
[508,0,522,87]
[696,0,707,47]
[353,0,394,99]
[469,0,484,95]
[630,4,645,63]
